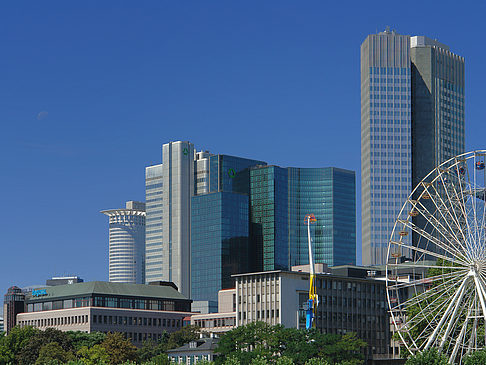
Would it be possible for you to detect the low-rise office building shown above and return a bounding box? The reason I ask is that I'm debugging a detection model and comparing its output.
[191,289,236,334]
[12,281,192,346]
[234,267,390,357]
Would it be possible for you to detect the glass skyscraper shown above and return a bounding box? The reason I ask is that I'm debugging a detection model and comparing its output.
[146,141,264,298]
[288,167,356,267]
[250,166,289,271]
[191,192,249,303]
[361,30,465,266]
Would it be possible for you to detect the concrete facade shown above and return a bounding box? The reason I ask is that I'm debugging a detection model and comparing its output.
[361,30,465,266]
[101,201,146,284]
[234,270,389,357]
[17,307,188,345]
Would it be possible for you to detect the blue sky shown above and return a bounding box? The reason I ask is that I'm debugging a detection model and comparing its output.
[1,1,485,305]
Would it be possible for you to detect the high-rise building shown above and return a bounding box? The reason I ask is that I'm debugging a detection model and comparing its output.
[101,201,146,284]
[3,286,25,334]
[288,167,356,267]
[145,141,195,296]
[191,191,249,303]
[145,141,265,297]
[410,36,465,190]
[250,165,289,271]
[361,30,465,265]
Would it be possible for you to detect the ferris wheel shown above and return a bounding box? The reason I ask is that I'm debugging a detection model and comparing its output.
[387,150,486,363]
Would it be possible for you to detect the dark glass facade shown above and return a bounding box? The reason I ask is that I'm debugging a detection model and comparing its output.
[250,166,289,271]
[288,167,356,267]
[208,155,266,194]
[191,192,250,302]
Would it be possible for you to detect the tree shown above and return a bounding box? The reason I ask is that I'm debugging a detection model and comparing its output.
[67,331,106,352]
[18,327,74,365]
[405,348,449,365]
[166,325,201,350]
[77,344,110,365]
[464,349,486,365]
[215,321,285,364]
[276,356,295,365]
[251,355,269,364]
[304,359,331,365]
[0,326,39,364]
[35,341,74,364]
[101,332,138,365]
[137,334,170,362]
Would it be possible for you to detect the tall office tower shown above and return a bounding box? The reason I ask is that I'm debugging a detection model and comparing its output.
[250,165,289,271]
[288,167,356,267]
[410,36,465,189]
[3,286,25,334]
[191,154,265,302]
[361,30,465,266]
[361,29,412,266]
[101,201,146,284]
[145,141,195,297]
[191,191,249,303]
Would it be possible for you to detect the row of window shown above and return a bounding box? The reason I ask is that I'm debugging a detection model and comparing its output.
[19,315,88,327]
[193,317,235,328]
[27,296,185,312]
[93,314,181,328]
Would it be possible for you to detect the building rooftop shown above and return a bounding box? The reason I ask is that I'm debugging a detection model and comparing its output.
[167,337,219,354]
[26,281,188,302]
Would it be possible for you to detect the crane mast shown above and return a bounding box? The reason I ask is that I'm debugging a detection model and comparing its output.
[304,214,317,329]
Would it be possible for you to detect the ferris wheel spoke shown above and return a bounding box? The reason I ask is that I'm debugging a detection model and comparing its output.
[439,279,472,349]
[440,177,475,257]
[387,269,468,292]
[424,276,469,350]
[391,240,468,267]
[449,299,474,363]
[425,178,473,257]
[399,275,466,331]
[397,217,469,264]
[454,161,476,253]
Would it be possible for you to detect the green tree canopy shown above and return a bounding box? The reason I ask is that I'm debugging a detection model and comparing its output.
[166,325,201,350]
[405,348,449,365]
[0,325,39,364]
[67,331,106,352]
[77,344,110,365]
[18,327,73,365]
[34,341,74,364]
[101,332,138,365]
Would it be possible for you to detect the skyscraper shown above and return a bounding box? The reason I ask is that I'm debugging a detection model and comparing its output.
[101,201,146,284]
[145,141,264,297]
[288,167,356,267]
[145,141,195,297]
[361,30,465,266]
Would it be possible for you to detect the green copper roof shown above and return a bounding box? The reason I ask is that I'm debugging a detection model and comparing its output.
[27,281,188,302]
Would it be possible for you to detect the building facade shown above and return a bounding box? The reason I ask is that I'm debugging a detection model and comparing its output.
[145,141,265,297]
[13,281,192,346]
[191,289,236,334]
[101,201,146,284]
[361,29,412,266]
[250,166,289,271]
[288,167,356,267]
[191,192,250,303]
[3,286,25,334]
[234,268,389,357]
[360,29,465,266]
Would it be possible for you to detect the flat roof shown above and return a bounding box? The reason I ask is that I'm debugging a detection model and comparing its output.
[27,281,188,302]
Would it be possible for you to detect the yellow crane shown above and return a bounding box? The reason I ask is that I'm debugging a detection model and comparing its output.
[304,213,318,329]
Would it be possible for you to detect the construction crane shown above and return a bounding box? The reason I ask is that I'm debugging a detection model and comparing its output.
[304,213,318,329]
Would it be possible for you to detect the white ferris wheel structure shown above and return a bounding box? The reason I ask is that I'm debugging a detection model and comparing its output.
[387,150,486,363]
